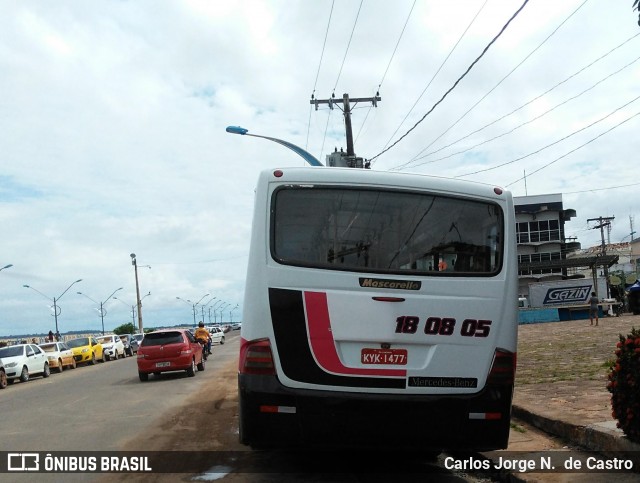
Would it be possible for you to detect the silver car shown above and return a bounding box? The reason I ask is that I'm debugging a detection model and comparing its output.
[130,333,144,354]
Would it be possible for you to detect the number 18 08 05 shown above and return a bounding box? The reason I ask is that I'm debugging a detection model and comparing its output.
[394,316,492,338]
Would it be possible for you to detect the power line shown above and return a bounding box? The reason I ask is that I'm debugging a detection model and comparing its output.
[306,0,335,151]
[312,0,335,95]
[316,0,364,162]
[409,53,640,168]
[146,255,247,266]
[392,0,588,171]
[333,0,363,93]
[455,93,640,178]
[353,101,376,144]
[563,182,640,195]
[368,0,530,164]
[377,0,416,90]
[409,0,589,164]
[401,31,640,166]
[318,106,333,164]
[377,0,489,159]
[505,109,640,187]
[355,0,417,143]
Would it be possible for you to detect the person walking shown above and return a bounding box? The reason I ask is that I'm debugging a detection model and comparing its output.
[589,292,599,326]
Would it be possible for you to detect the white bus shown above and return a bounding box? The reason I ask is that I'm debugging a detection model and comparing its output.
[239,167,518,451]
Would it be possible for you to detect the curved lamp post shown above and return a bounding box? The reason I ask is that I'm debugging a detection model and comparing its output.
[77,287,123,335]
[23,278,83,335]
[211,300,224,324]
[175,296,193,324]
[201,296,217,324]
[114,292,150,327]
[0,264,13,272]
[226,126,323,167]
[229,304,239,324]
[176,294,210,326]
[218,302,230,324]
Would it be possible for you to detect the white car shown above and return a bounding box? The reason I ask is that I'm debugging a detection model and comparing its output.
[0,360,7,389]
[96,335,126,360]
[39,341,77,372]
[207,326,225,345]
[0,344,50,383]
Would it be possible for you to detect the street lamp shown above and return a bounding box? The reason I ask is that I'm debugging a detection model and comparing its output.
[77,287,123,335]
[211,300,224,323]
[229,304,239,324]
[176,293,210,326]
[175,296,193,325]
[114,292,150,327]
[23,278,83,336]
[218,302,229,324]
[201,296,217,324]
[226,125,323,167]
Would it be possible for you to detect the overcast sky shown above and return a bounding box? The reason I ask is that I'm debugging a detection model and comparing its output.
[1,0,638,337]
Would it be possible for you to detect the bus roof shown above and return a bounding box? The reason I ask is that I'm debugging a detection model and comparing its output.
[258,167,510,202]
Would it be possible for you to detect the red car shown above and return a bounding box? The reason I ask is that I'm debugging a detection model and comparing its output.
[136,329,205,381]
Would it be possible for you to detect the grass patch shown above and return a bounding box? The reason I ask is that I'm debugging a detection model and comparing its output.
[515,318,635,386]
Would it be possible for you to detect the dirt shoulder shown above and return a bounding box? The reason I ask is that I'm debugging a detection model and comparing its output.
[100,358,245,482]
[514,314,640,428]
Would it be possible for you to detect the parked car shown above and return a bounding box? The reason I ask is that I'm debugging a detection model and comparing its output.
[39,342,76,372]
[118,334,135,356]
[222,325,231,333]
[66,337,106,365]
[131,333,144,354]
[231,323,242,330]
[0,360,7,389]
[137,329,204,381]
[0,344,50,383]
[208,326,225,345]
[97,334,126,360]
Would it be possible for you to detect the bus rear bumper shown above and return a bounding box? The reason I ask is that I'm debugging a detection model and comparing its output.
[238,374,513,451]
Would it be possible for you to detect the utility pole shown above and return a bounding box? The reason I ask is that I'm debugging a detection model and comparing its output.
[311,92,381,167]
[588,216,615,298]
[131,253,144,334]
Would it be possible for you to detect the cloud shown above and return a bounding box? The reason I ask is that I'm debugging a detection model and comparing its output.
[0,0,638,336]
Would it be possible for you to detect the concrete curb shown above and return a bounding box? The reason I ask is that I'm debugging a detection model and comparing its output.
[512,404,640,456]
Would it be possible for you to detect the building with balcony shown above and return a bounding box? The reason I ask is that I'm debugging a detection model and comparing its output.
[514,194,580,297]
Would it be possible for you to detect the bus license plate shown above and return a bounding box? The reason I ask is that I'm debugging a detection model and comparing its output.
[361,348,407,365]
[156,362,170,368]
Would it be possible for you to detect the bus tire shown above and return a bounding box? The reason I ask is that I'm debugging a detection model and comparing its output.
[238,393,264,447]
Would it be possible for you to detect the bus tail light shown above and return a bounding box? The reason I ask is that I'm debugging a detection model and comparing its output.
[486,349,516,385]
[240,338,276,375]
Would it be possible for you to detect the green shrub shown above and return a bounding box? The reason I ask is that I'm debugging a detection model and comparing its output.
[608,327,640,442]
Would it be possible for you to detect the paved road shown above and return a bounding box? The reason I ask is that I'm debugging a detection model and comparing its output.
[1,331,241,452]
[1,330,502,482]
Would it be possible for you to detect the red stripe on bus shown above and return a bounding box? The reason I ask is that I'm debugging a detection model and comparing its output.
[304,291,406,378]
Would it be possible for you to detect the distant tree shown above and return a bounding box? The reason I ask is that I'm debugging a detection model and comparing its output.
[113,322,136,335]
[634,0,640,26]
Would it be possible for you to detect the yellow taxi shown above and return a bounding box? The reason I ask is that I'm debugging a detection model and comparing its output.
[66,336,106,365]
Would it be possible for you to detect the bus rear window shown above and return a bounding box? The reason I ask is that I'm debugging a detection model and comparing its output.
[271,186,503,275]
